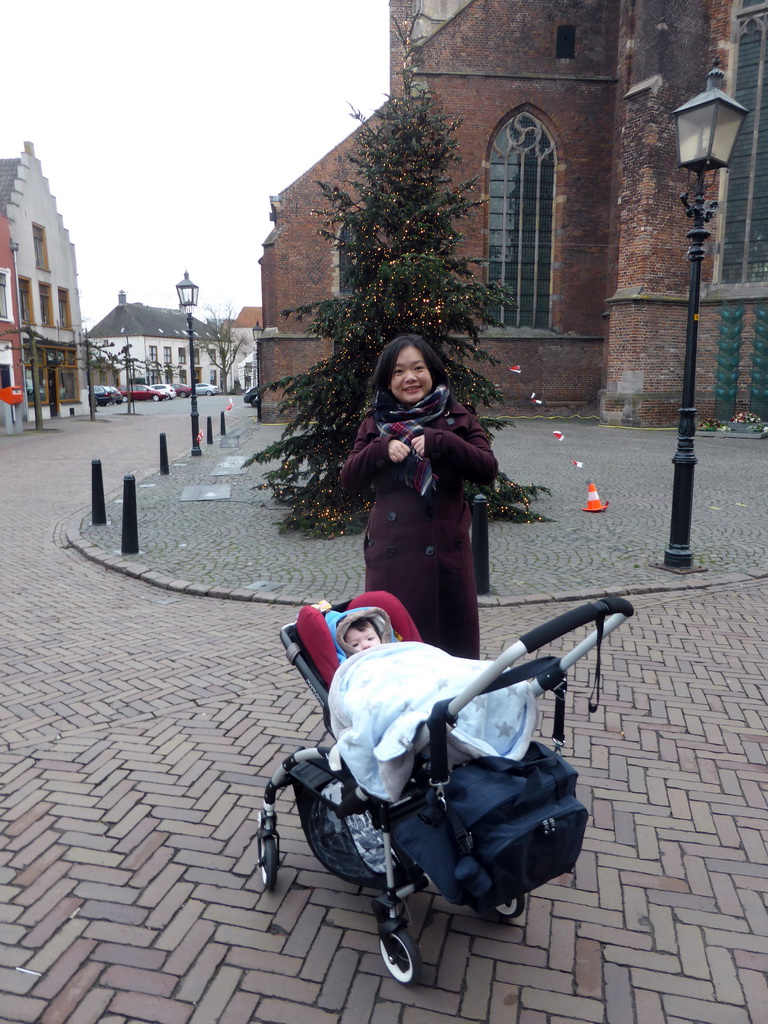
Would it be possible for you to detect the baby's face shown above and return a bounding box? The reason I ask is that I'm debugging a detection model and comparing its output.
[345,624,382,652]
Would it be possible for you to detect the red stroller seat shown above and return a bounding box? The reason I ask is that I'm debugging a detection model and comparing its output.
[292,591,423,691]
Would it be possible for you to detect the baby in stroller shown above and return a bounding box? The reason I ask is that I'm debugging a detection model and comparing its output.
[260,590,634,985]
[326,605,396,659]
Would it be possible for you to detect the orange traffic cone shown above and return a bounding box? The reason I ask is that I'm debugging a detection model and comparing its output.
[582,481,609,513]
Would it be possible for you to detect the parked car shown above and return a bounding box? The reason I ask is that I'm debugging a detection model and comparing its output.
[118,384,171,401]
[151,384,177,399]
[91,385,116,407]
[196,382,222,396]
[243,386,261,409]
[170,382,192,397]
[102,385,123,404]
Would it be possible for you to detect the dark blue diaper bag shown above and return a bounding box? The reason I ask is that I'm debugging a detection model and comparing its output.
[394,740,588,913]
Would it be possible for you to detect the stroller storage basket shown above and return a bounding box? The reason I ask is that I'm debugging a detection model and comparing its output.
[394,741,588,913]
[291,759,388,887]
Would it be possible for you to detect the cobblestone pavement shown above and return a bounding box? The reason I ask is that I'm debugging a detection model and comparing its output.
[70,405,768,608]
[0,406,766,1024]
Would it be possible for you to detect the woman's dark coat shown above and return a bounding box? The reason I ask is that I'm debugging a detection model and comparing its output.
[340,399,498,658]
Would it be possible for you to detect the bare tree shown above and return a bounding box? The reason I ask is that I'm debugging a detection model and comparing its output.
[200,304,248,394]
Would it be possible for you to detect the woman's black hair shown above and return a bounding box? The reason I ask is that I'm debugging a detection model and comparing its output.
[371,333,450,397]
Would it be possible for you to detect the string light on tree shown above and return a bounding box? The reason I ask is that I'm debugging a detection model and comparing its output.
[252,65,547,536]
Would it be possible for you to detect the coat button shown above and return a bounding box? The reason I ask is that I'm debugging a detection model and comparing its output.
[455,539,462,548]
[388,511,397,521]
[425,509,435,521]
[424,545,436,556]
[387,547,396,557]
[446,417,455,425]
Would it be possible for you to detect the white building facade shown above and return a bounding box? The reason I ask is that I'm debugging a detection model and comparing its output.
[89,292,218,389]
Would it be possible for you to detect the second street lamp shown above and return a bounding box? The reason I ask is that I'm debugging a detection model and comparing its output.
[176,272,202,457]
[252,321,262,422]
[661,65,748,572]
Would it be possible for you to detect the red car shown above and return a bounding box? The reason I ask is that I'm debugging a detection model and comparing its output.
[118,384,171,402]
[169,382,193,397]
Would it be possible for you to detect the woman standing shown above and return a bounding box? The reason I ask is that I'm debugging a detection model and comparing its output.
[340,334,498,659]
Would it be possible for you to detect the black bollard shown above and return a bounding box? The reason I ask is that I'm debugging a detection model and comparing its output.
[91,459,107,525]
[220,410,227,437]
[206,416,213,445]
[471,493,490,595]
[121,474,139,555]
[159,433,169,475]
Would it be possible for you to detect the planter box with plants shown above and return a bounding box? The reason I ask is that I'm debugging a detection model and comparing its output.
[697,414,768,438]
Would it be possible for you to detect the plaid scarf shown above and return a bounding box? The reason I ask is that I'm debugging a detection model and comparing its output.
[373,385,450,498]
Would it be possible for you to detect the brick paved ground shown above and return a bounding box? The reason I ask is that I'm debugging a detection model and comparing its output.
[0,406,766,1024]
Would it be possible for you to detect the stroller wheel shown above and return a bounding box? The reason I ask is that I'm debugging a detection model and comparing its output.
[496,894,526,919]
[379,927,422,986]
[259,835,279,890]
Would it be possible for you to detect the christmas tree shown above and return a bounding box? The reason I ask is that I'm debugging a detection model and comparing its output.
[252,71,547,537]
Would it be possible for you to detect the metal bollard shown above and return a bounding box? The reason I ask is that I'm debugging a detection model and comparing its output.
[91,459,107,525]
[220,410,227,437]
[121,474,139,555]
[206,416,214,445]
[159,433,169,475]
[471,493,490,595]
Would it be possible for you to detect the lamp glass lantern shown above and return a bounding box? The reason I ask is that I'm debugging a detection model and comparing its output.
[175,271,199,310]
[673,68,749,173]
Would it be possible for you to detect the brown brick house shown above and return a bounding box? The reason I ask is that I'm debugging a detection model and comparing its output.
[259,1,767,427]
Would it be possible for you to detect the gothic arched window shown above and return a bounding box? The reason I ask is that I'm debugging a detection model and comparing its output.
[488,113,556,328]
[722,10,768,283]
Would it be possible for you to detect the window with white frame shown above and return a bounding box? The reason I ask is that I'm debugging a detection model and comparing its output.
[488,112,556,328]
[0,270,9,320]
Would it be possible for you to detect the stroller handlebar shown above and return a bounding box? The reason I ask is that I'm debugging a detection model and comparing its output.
[519,597,634,654]
[436,598,634,732]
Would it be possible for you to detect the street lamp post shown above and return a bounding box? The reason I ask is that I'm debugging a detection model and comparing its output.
[176,272,202,457]
[252,322,262,422]
[661,65,748,572]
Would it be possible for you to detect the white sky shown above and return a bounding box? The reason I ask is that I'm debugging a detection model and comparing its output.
[2,0,391,326]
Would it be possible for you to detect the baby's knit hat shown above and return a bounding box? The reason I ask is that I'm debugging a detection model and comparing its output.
[334,606,395,658]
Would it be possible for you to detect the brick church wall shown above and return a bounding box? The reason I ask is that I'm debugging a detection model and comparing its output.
[260,0,752,428]
[409,0,620,342]
[602,0,743,426]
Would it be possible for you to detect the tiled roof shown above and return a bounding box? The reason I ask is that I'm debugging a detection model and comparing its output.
[89,302,213,340]
[234,306,263,329]
[0,159,20,214]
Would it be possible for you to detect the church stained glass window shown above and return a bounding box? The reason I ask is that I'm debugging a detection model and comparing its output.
[488,113,556,328]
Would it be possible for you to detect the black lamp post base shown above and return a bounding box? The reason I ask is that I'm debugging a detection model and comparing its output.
[191,408,201,455]
[650,561,708,575]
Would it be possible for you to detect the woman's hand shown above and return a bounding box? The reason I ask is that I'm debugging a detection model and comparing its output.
[410,435,425,458]
[387,439,411,463]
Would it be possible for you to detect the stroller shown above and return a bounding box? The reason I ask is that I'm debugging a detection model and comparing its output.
[258,591,634,985]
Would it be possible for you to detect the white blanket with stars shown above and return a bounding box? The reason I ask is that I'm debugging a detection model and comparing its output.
[328,641,538,802]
